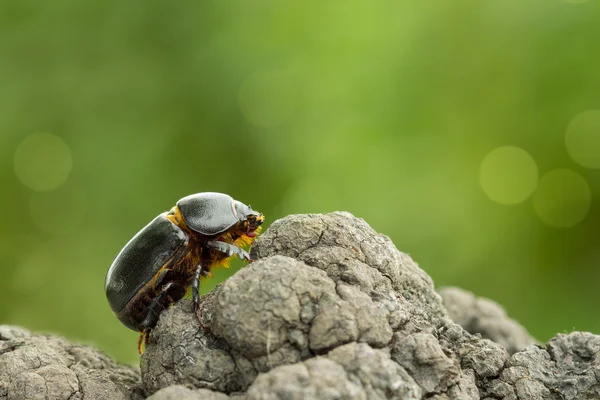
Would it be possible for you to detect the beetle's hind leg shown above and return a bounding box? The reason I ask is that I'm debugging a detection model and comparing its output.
[136,281,186,354]
[206,240,251,261]
[193,264,212,331]
[137,329,151,354]
[137,332,144,354]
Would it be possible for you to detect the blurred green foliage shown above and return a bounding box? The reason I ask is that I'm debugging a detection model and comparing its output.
[1,0,599,365]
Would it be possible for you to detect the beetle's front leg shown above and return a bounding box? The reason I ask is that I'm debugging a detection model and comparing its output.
[206,240,251,261]
[192,264,212,314]
[193,263,212,332]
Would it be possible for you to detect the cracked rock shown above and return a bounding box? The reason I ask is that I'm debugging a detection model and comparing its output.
[139,212,600,399]
[439,286,536,354]
[146,385,229,400]
[390,332,459,394]
[0,326,142,400]
[3,212,600,400]
[483,332,600,400]
[245,342,422,400]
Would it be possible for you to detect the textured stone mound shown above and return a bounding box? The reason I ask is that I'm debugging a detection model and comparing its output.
[439,286,537,355]
[2,212,599,399]
[0,325,142,400]
[140,212,600,399]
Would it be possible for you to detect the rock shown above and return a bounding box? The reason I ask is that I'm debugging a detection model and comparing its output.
[484,332,600,400]
[439,286,536,354]
[245,342,422,400]
[3,212,600,400]
[146,385,229,400]
[139,212,600,399]
[140,290,254,395]
[0,326,142,400]
[390,332,459,394]
[251,213,447,324]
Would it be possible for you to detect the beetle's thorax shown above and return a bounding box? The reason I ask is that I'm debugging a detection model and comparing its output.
[166,206,192,234]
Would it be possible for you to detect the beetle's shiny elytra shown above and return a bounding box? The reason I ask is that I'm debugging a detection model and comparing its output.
[104,192,264,352]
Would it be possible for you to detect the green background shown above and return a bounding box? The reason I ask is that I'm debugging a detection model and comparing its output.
[1,0,599,365]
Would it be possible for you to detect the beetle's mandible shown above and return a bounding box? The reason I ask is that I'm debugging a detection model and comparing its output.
[104,192,264,353]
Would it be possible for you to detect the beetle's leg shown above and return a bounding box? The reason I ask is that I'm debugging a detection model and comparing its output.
[139,282,186,342]
[206,240,251,261]
[137,332,145,355]
[192,261,213,333]
[192,264,212,314]
[136,328,153,354]
[137,328,152,354]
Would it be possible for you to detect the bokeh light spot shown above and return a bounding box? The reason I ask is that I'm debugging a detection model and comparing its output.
[14,133,73,191]
[532,169,591,228]
[29,184,88,235]
[479,146,538,205]
[565,110,600,169]
[238,70,296,128]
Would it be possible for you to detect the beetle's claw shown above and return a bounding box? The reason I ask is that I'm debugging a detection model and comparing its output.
[207,241,251,262]
[193,295,199,313]
[199,321,210,333]
[239,249,251,261]
[194,303,211,333]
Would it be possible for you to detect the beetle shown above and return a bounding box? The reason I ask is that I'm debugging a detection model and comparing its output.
[104,192,264,352]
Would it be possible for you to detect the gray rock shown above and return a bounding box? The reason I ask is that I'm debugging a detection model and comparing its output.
[390,332,459,394]
[486,332,600,400]
[140,212,600,399]
[244,357,361,400]
[3,212,600,400]
[140,289,252,395]
[251,213,447,324]
[439,286,536,354]
[147,385,229,400]
[245,342,422,400]
[0,326,142,400]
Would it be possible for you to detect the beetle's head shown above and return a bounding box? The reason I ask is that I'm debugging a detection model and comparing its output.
[234,201,264,239]
[245,213,264,238]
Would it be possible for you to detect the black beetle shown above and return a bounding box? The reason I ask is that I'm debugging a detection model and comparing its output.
[104,192,264,352]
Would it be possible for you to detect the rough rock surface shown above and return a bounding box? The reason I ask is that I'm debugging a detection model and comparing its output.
[146,385,229,400]
[439,287,537,354]
[2,212,600,399]
[0,325,142,400]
